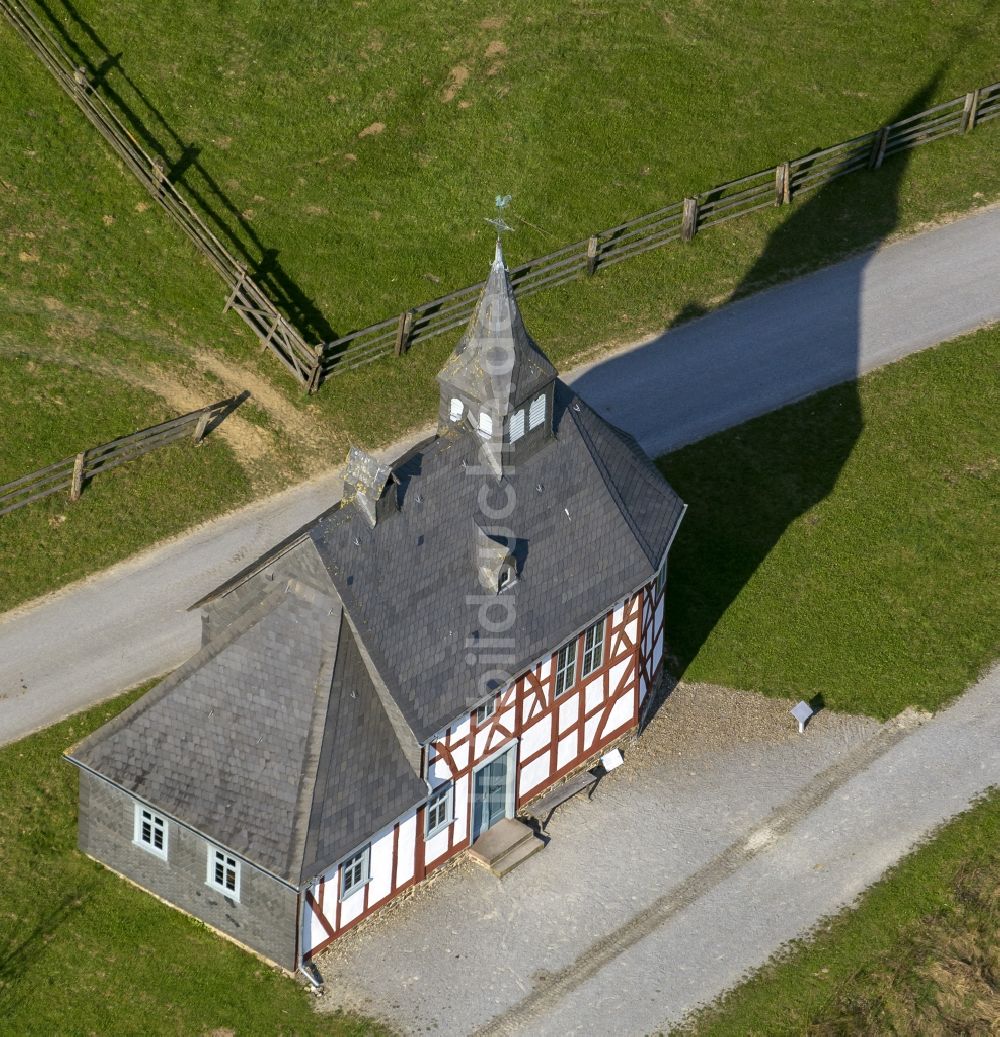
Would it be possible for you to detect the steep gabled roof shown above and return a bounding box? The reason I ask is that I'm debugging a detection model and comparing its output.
[436,241,557,416]
[68,574,425,884]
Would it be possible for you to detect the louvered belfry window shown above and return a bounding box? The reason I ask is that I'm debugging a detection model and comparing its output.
[528,394,546,430]
[508,408,525,443]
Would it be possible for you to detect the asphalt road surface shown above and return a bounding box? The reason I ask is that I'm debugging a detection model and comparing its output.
[1,204,998,746]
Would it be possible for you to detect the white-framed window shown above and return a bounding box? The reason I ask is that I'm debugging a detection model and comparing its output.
[206,846,241,901]
[450,397,464,422]
[478,411,493,438]
[508,408,525,443]
[425,783,454,838]
[340,845,370,901]
[581,618,605,678]
[554,639,577,697]
[475,696,497,726]
[655,558,667,598]
[133,803,168,860]
[528,393,546,430]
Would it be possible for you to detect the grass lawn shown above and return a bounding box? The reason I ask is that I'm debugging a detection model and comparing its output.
[0,354,257,614]
[659,324,1000,718]
[2,1,1000,616]
[680,788,1000,1035]
[0,686,383,1037]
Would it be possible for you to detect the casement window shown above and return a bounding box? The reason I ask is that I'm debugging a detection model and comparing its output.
[207,847,241,901]
[475,696,497,725]
[528,393,546,430]
[425,784,454,839]
[133,804,167,860]
[553,639,577,697]
[478,411,493,438]
[581,618,605,678]
[655,558,667,598]
[508,408,525,443]
[450,398,464,422]
[340,845,371,901]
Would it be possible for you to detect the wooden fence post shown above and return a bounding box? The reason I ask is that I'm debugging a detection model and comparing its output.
[192,410,212,444]
[224,265,247,313]
[72,66,88,99]
[775,162,792,205]
[306,353,324,394]
[869,126,890,170]
[962,89,981,133]
[151,156,167,197]
[586,235,599,275]
[394,311,413,356]
[69,451,86,502]
[681,197,699,242]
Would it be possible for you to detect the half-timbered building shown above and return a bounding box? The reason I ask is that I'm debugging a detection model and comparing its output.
[67,242,686,973]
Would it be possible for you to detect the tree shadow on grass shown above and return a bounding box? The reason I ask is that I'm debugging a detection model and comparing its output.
[34,0,337,345]
[658,73,944,682]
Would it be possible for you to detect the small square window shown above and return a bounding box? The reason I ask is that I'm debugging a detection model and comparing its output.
[340,846,370,901]
[581,619,605,678]
[554,639,577,697]
[475,696,497,726]
[206,847,241,901]
[133,803,168,860]
[425,784,454,839]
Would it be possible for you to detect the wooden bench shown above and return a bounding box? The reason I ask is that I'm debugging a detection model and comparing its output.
[523,764,605,832]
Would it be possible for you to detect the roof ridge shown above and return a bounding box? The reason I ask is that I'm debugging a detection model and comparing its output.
[287,604,342,884]
[567,394,661,568]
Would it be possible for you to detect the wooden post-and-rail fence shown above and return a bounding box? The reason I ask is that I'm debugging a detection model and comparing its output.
[0,393,249,517]
[2,0,998,388]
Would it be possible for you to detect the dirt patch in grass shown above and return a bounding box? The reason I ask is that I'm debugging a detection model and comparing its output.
[441,64,471,102]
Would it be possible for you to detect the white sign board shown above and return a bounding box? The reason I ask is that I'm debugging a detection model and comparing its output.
[790,700,814,734]
[601,748,624,771]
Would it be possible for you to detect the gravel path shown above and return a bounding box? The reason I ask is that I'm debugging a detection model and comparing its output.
[2,206,999,745]
[315,667,998,1036]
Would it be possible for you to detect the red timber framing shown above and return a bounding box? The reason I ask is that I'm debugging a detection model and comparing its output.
[302,571,668,959]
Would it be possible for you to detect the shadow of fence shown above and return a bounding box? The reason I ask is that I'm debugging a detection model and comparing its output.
[2,0,997,388]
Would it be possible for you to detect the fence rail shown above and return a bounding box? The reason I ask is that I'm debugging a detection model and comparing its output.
[3,0,996,389]
[319,78,999,376]
[0,0,321,388]
[0,394,248,517]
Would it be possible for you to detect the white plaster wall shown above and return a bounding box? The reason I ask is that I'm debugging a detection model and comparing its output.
[606,691,633,735]
[520,713,552,758]
[367,824,395,905]
[424,825,450,865]
[609,657,629,694]
[538,658,552,682]
[557,731,576,770]
[558,692,579,735]
[340,885,365,926]
[584,712,601,750]
[585,675,604,713]
[428,755,452,786]
[453,774,470,842]
[395,811,417,887]
[519,753,550,796]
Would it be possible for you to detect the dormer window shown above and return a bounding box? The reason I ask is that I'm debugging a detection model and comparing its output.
[528,394,546,430]
[450,398,464,422]
[478,412,493,438]
[508,409,525,444]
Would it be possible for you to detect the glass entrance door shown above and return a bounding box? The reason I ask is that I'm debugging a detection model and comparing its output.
[472,746,514,842]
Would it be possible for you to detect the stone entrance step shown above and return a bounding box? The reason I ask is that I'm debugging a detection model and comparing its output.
[469,817,544,877]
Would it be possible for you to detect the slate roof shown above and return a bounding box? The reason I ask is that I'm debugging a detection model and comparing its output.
[436,241,557,416]
[311,380,686,742]
[68,576,425,884]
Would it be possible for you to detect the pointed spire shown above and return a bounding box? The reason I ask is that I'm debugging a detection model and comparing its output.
[436,241,556,420]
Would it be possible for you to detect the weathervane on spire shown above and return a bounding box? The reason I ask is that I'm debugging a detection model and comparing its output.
[484,194,513,241]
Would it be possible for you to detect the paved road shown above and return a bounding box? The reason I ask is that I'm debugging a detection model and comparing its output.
[1,204,999,745]
[314,668,999,1035]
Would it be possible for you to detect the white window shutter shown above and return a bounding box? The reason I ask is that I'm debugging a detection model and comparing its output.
[528,394,546,430]
[450,398,464,421]
[508,409,525,443]
[479,411,493,437]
